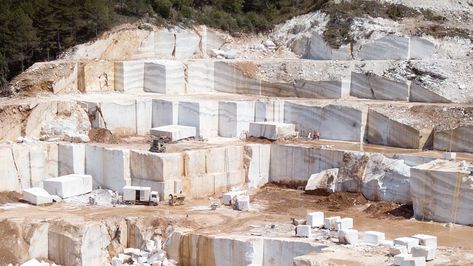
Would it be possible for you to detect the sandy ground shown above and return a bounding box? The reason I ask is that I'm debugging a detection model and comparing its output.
[1,186,473,251]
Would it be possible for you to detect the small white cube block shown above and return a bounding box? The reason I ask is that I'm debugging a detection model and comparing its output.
[394,237,420,252]
[394,254,412,266]
[411,246,436,261]
[338,229,358,245]
[381,240,395,248]
[336,217,353,231]
[363,231,385,245]
[411,234,437,249]
[324,216,341,230]
[150,125,196,141]
[390,245,408,256]
[307,212,324,228]
[400,257,426,266]
[223,190,246,205]
[296,225,312,238]
[249,122,296,140]
[236,195,250,211]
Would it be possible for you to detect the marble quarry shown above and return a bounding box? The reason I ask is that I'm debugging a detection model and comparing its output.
[3,14,473,266]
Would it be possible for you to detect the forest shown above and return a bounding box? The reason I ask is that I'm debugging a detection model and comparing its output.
[0,0,323,91]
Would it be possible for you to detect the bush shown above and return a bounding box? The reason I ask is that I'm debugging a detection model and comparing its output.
[154,0,172,19]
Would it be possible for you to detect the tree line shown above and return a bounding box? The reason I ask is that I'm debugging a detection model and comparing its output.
[0,0,321,92]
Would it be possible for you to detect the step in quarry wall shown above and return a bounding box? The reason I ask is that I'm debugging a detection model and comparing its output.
[270,144,417,203]
[350,72,409,101]
[166,231,323,266]
[284,102,366,142]
[366,109,433,149]
[0,143,58,191]
[434,125,473,153]
[0,141,269,199]
[410,160,473,225]
[80,99,151,136]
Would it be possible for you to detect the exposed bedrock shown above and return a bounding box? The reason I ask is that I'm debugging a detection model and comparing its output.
[0,101,90,142]
[410,160,473,225]
[434,124,473,153]
[284,102,366,142]
[270,144,413,203]
[366,109,433,149]
[350,72,409,101]
[166,231,324,266]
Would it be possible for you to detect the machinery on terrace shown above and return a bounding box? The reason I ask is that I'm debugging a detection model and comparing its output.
[122,186,159,206]
[168,192,185,206]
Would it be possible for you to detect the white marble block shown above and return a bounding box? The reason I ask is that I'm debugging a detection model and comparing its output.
[144,61,185,94]
[43,174,93,198]
[223,190,247,205]
[150,125,196,141]
[249,122,296,140]
[363,231,385,245]
[236,195,250,211]
[336,218,353,231]
[412,234,437,249]
[359,36,409,60]
[394,254,412,266]
[178,101,219,137]
[338,229,358,245]
[23,187,53,205]
[400,257,426,266]
[296,225,311,238]
[390,245,408,256]
[218,101,255,138]
[324,216,341,230]
[115,60,145,93]
[411,246,436,261]
[394,237,420,251]
[307,212,324,228]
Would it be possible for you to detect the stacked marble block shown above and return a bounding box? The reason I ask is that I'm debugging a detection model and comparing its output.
[58,143,132,192]
[130,145,246,199]
[392,234,437,265]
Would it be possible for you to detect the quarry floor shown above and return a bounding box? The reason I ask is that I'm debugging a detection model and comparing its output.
[1,186,473,265]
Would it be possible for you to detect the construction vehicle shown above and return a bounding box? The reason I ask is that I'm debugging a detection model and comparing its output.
[149,138,167,153]
[168,192,185,206]
[122,186,159,206]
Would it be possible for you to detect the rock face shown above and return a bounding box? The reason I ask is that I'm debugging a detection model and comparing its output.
[305,168,339,193]
[350,72,409,101]
[359,36,410,60]
[366,110,433,149]
[434,125,473,153]
[284,102,365,142]
[166,231,323,266]
[410,160,473,225]
[270,144,412,203]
